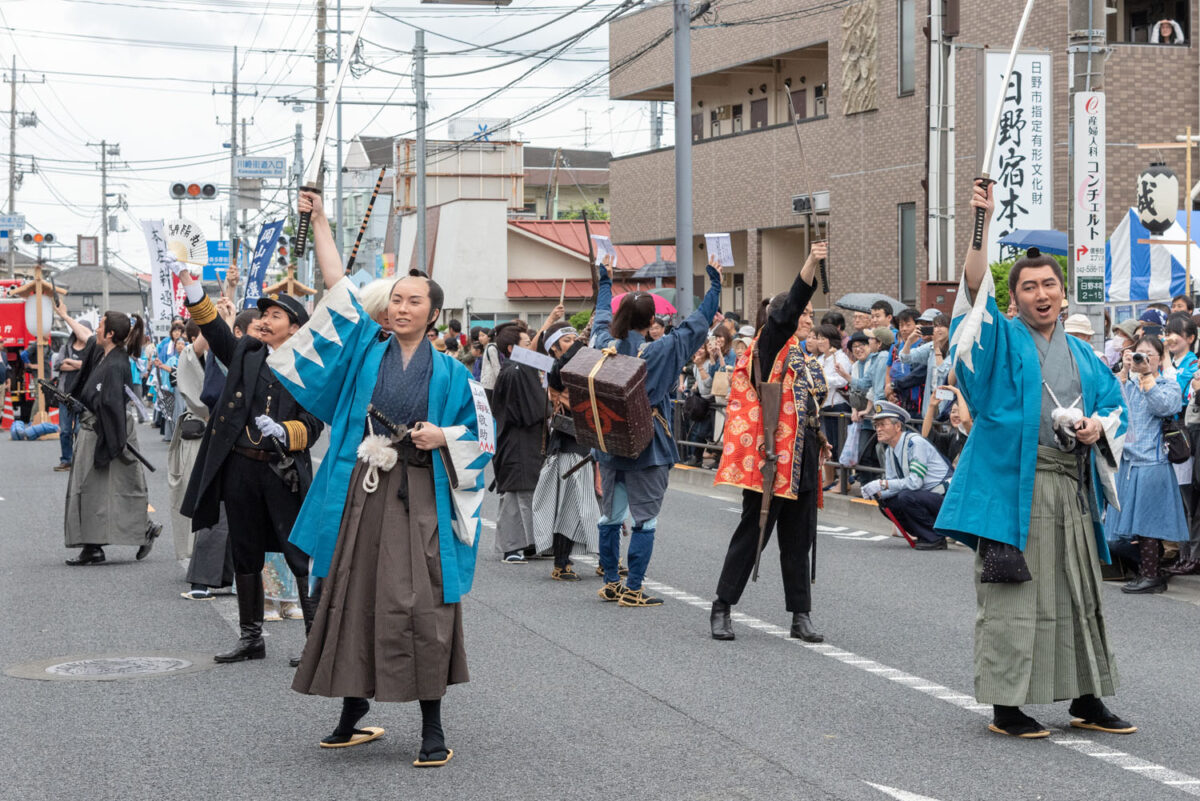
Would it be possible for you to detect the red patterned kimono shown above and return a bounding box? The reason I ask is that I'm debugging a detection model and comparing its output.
[714,334,828,503]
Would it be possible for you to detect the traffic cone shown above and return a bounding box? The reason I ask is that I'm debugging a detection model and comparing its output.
[47,406,59,426]
[0,394,13,431]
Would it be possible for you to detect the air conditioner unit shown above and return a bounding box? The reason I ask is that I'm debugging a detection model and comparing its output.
[791,190,831,215]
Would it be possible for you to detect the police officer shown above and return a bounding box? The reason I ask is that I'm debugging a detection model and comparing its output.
[861,401,953,550]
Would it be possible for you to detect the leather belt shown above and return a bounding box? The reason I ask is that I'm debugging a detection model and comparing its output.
[233,446,274,462]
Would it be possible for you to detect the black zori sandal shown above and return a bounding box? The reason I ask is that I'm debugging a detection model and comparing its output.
[413,748,454,767]
[320,727,385,748]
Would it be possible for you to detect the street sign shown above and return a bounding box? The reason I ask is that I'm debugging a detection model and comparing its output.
[0,213,26,231]
[235,157,287,179]
[77,235,98,266]
[1072,92,1106,305]
[204,240,229,282]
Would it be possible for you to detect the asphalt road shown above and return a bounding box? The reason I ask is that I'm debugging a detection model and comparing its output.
[3,430,1200,801]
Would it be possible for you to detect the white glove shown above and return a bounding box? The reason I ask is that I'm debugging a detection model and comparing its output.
[861,480,882,499]
[164,252,187,277]
[255,414,286,443]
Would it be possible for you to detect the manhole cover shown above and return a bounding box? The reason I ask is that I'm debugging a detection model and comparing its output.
[45,656,192,677]
[6,652,218,681]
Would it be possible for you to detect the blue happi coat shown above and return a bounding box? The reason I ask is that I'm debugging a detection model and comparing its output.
[935,269,1127,560]
[266,277,491,603]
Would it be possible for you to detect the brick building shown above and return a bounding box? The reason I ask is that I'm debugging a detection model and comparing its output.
[607,0,1199,318]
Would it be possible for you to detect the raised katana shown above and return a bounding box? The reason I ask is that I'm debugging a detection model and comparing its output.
[971,0,1037,251]
[293,1,375,259]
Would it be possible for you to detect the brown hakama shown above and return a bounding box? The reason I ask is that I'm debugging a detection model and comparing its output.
[292,456,468,702]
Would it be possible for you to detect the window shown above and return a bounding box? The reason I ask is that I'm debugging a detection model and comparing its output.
[710,110,721,137]
[898,203,917,303]
[898,0,915,95]
[1107,0,1190,44]
[691,113,703,142]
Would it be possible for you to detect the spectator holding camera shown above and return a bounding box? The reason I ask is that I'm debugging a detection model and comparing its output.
[1105,337,1189,594]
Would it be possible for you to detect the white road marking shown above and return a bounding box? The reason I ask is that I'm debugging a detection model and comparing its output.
[563,553,1200,798]
[864,783,945,801]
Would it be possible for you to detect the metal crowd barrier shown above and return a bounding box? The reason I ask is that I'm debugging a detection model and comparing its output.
[670,398,952,495]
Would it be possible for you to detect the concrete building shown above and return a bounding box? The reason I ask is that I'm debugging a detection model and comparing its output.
[607,0,1199,318]
[521,146,612,219]
[53,265,147,316]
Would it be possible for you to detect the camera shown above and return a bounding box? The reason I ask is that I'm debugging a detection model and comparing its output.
[1132,352,1148,365]
[919,325,933,336]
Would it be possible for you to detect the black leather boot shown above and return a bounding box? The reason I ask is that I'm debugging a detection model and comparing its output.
[710,599,735,641]
[290,576,320,668]
[790,612,824,643]
[215,573,266,663]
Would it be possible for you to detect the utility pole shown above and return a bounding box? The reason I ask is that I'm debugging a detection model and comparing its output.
[336,0,344,255]
[650,100,664,150]
[215,48,256,276]
[241,118,249,237]
[6,57,42,278]
[673,0,694,316]
[86,140,119,310]
[293,121,304,281]
[581,110,590,148]
[229,47,238,270]
[415,28,427,273]
[1067,0,1106,345]
[316,0,326,149]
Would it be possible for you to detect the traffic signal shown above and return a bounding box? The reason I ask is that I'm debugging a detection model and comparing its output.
[276,234,289,267]
[21,232,54,244]
[169,182,218,200]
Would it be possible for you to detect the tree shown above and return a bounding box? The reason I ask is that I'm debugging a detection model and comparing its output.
[560,203,610,221]
[989,254,1069,312]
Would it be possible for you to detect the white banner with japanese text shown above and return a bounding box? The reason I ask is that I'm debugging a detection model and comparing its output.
[1072,92,1106,304]
[983,51,1053,264]
[141,219,178,337]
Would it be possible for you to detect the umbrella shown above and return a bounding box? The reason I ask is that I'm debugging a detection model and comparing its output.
[998,228,1069,256]
[632,258,676,280]
[611,291,677,315]
[835,292,906,315]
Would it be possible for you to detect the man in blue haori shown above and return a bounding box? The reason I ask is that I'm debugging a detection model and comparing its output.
[935,181,1135,739]
[268,191,490,768]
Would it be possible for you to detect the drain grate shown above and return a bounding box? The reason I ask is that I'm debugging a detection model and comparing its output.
[6,652,218,681]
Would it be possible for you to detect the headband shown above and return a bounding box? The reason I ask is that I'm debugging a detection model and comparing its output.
[544,326,578,353]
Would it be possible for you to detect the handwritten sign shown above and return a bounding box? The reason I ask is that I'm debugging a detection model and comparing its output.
[468,379,496,454]
[590,234,618,268]
[704,232,735,267]
[983,51,1053,264]
[141,220,179,336]
[244,220,285,309]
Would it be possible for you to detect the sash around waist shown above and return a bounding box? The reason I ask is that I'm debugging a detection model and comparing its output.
[1035,445,1082,480]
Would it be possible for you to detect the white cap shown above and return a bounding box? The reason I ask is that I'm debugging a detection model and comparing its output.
[1063,314,1094,337]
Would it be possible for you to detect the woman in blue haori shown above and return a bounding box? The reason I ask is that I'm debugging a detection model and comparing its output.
[1105,336,1188,594]
[268,192,490,768]
[589,254,722,607]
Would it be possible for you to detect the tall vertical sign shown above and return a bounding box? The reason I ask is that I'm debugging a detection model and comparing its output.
[983,52,1053,263]
[244,219,284,309]
[1072,92,1106,304]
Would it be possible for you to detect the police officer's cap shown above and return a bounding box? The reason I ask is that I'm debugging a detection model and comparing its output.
[257,293,309,326]
[872,400,910,424]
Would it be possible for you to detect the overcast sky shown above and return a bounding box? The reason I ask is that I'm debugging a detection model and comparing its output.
[2,0,669,276]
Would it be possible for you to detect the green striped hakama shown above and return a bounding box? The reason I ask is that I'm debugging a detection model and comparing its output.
[974,446,1118,706]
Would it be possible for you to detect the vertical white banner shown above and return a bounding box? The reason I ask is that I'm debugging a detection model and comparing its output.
[984,52,1053,264]
[1072,92,1106,304]
[141,219,174,337]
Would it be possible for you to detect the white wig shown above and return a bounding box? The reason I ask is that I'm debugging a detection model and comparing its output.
[359,278,394,324]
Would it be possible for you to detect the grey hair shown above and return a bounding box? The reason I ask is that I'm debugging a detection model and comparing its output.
[359,278,394,322]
